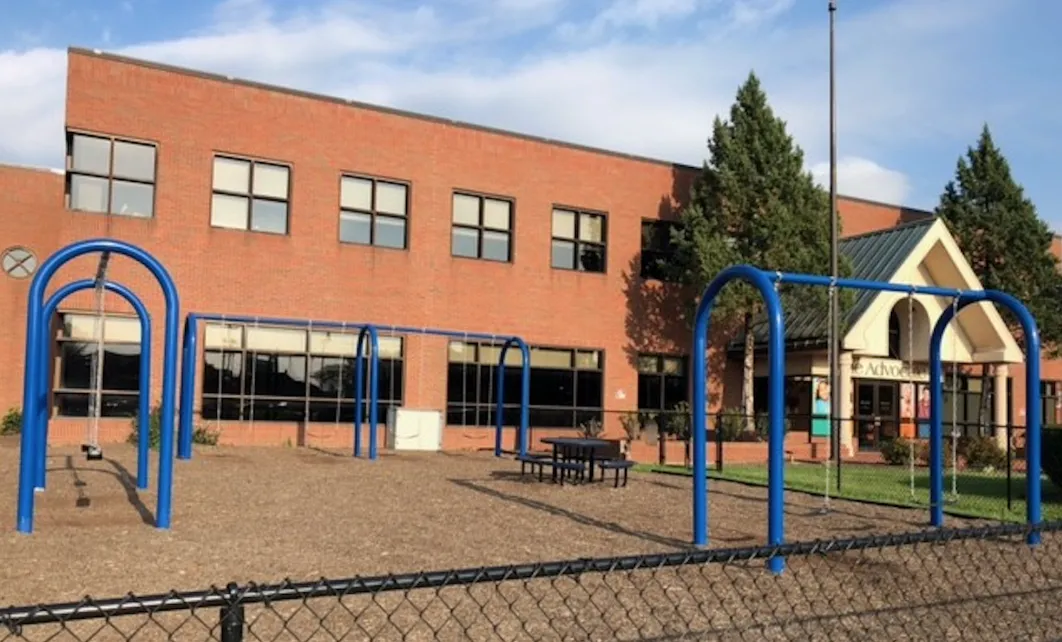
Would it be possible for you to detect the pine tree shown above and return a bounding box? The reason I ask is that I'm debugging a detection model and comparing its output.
[936,124,1062,427]
[669,72,839,432]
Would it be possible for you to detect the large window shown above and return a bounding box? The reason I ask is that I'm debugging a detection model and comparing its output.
[200,323,404,422]
[640,219,681,281]
[54,313,142,417]
[339,174,409,249]
[1043,381,1061,426]
[551,207,606,272]
[636,354,688,412]
[65,132,156,217]
[446,342,603,429]
[451,192,513,262]
[210,155,291,235]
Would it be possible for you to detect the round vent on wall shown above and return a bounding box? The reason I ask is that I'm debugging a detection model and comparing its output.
[1,246,39,280]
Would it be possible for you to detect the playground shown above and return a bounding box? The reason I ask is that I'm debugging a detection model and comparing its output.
[0,440,971,606]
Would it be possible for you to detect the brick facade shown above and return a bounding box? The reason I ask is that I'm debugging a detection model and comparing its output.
[2,48,1052,455]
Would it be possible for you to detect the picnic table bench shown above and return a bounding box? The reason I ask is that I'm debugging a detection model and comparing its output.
[516,437,634,487]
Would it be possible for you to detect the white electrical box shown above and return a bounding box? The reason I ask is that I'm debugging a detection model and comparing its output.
[386,407,444,451]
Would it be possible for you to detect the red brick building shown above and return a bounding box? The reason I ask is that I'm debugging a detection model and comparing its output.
[1,48,1059,461]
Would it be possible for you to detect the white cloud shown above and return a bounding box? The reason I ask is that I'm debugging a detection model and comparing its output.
[811,157,913,206]
[0,0,1025,207]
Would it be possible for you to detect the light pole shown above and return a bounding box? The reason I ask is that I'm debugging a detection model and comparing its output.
[828,0,841,492]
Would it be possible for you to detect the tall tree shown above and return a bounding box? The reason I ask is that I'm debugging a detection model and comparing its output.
[668,72,839,431]
[936,124,1062,427]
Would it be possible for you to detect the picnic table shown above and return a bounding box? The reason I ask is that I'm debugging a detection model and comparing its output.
[540,437,615,484]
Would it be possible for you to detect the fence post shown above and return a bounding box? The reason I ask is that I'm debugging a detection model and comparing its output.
[219,583,245,642]
[715,412,723,473]
[1006,423,1013,513]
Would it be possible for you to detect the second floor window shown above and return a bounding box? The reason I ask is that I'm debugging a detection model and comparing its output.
[640,220,681,281]
[66,132,156,218]
[210,155,291,235]
[451,192,513,262]
[339,175,409,249]
[551,207,606,272]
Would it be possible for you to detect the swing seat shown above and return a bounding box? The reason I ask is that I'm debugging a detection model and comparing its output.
[85,445,103,461]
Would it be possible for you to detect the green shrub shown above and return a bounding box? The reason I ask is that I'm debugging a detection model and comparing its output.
[192,425,220,446]
[662,402,691,441]
[957,435,1008,471]
[128,404,220,449]
[880,437,927,466]
[715,407,746,442]
[1,407,22,436]
[1044,427,1062,490]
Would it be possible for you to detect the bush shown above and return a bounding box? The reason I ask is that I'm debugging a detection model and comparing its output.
[715,407,747,442]
[957,435,1008,471]
[578,417,603,439]
[880,437,927,466]
[1044,427,1062,490]
[128,404,220,449]
[1,407,21,436]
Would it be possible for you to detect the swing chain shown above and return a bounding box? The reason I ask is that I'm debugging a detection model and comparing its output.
[949,295,961,499]
[906,290,916,500]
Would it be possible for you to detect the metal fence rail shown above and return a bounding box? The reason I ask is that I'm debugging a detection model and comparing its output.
[3,521,1062,641]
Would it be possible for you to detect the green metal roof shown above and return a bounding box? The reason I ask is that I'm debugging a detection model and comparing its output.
[736,217,938,351]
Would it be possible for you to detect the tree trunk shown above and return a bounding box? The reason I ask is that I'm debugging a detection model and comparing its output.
[743,311,756,434]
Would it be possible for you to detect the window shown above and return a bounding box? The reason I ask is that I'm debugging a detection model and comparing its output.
[551,207,606,272]
[200,323,404,422]
[640,219,681,281]
[888,311,902,359]
[451,192,513,262]
[636,354,688,412]
[1042,381,1061,426]
[210,155,291,235]
[53,313,142,417]
[339,175,409,249]
[65,132,156,217]
[446,342,603,429]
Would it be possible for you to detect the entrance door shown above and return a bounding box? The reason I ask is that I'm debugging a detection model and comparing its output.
[855,380,900,451]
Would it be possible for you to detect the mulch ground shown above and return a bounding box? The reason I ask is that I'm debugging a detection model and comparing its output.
[0,439,979,608]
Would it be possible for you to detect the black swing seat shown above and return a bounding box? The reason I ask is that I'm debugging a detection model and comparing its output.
[83,445,103,461]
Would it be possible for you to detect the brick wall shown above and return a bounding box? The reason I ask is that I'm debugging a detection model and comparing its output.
[0,49,936,448]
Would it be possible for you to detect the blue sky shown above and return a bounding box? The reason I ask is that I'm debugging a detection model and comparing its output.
[2,0,1061,227]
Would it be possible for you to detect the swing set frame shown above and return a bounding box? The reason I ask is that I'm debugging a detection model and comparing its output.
[691,264,1045,575]
[177,313,533,461]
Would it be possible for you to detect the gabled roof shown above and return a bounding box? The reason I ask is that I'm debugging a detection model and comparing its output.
[738,217,938,350]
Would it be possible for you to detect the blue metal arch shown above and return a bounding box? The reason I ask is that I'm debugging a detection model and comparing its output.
[495,338,532,458]
[38,279,153,492]
[18,238,180,534]
[177,314,200,459]
[929,291,1042,544]
[354,325,381,460]
[692,265,787,574]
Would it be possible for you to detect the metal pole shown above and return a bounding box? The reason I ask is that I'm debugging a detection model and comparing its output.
[828,0,842,493]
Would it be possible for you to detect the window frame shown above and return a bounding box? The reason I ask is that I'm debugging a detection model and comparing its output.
[209,153,293,235]
[65,130,159,219]
[550,205,608,273]
[1042,381,1061,426]
[639,219,682,281]
[52,311,143,418]
[199,323,406,423]
[338,172,412,250]
[450,190,515,263]
[636,353,689,412]
[445,341,605,429]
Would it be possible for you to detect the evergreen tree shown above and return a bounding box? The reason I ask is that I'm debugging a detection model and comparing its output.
[668,72,840,431]
[936,125,1062,426]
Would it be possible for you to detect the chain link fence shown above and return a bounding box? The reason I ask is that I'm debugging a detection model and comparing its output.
[3,521,1061,641]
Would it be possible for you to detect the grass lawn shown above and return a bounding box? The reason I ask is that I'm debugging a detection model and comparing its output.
[637,461,1062,522]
